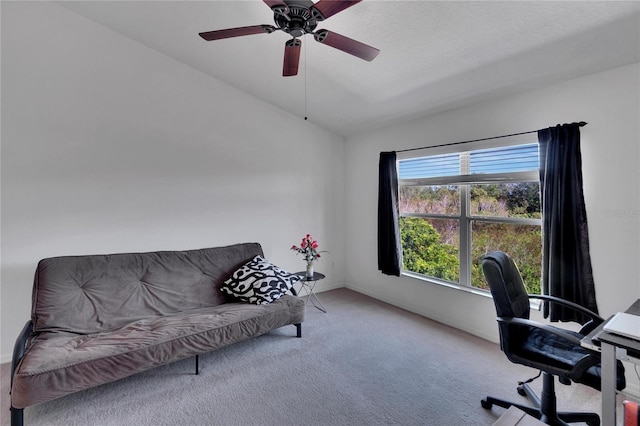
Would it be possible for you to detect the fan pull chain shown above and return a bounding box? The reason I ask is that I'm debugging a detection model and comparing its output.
[304,44,308,121]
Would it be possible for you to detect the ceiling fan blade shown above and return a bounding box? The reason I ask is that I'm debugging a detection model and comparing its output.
[263,0,289,15]
[283,39,302,77]
[314,29,379,61]
[310,0,362,21]
[199,25,277,41]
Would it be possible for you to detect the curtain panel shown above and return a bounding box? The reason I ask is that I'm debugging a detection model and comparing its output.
[538,123,598,323]
[378,152,402,276]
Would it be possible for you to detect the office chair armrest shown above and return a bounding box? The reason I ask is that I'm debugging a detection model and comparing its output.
[570,349,602,379]
[528,295,603,322]
[528,294,604,331]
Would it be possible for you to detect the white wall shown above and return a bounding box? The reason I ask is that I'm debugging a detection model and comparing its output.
[345,63,640,343]
[0,2,346,362]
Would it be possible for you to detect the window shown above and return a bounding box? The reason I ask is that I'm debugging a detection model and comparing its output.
[398,141,542,293]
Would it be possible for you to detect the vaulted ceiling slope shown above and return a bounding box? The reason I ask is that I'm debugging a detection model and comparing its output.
[57,1,640,138]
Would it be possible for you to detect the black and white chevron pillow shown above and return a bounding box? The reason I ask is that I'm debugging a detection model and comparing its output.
[221,256,301,304]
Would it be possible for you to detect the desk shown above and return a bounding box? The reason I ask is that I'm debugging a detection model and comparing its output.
[583,299,640,426]
[294,272,326,313]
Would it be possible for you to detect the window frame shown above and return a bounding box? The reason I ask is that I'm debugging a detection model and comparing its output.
[397,137,542,292]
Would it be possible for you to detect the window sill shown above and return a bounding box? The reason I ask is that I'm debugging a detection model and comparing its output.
[401,270,543,310]
[401,270,493,298]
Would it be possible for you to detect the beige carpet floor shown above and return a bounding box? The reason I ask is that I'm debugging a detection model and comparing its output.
[1,288,604,425]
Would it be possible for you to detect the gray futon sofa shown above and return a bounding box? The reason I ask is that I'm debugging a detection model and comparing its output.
[9,242,305,425]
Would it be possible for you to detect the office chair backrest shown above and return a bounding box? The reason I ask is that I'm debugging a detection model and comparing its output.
[482,251,530,320]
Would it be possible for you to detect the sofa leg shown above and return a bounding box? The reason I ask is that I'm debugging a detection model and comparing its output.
[295,323,302,338]
[11,406,23,426]
[195,355,199,375]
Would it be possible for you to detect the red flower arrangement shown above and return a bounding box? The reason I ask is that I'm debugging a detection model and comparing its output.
[291,234,326,263]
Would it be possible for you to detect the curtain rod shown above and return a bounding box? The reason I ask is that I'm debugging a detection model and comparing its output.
[395,121,587,154]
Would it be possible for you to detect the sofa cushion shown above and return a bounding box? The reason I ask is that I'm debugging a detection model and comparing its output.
[221,256,301,304]
[32,243,263,334]
[12,295,305,409]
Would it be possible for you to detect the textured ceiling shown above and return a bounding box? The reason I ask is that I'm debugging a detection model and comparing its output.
[57,0,640,137]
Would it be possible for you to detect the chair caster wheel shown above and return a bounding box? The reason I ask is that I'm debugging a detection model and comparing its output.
[517,385,526,396]
[481,399,492,409]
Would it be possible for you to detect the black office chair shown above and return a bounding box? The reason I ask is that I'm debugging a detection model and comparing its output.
[481,251,625,426]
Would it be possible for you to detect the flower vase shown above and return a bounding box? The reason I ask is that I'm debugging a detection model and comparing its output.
[306,261,314,279]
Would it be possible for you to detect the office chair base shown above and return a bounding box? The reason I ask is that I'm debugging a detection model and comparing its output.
[481,373,600,426]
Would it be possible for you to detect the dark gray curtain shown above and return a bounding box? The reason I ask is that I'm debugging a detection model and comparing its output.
[378,151,402,276]
[538,123,597,323]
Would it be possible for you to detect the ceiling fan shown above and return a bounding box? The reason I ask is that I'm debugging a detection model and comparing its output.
[199,0,380,77]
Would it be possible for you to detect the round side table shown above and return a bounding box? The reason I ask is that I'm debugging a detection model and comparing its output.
[294,272,326,313]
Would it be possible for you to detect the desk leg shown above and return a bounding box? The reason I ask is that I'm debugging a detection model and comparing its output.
[601,341,617,426]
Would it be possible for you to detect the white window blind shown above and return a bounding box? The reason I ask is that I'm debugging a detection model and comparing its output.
[399,143,539,185]
[469,144,539,174]
[398,153,459,179]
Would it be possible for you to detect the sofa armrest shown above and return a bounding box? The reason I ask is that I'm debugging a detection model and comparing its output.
[11,321,33,389]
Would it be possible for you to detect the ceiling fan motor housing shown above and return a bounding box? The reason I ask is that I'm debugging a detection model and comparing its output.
[274,3,318,38]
